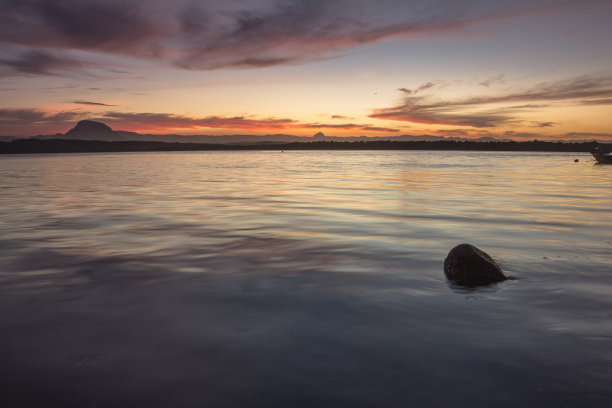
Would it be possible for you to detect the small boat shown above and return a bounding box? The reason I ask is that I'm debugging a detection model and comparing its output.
[592,147,612,164]
[593,152,612,164]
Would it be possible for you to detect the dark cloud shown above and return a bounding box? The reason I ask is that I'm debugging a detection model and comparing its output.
[361,126,399,133]
[0,108,83,126]
[397,82,441,95]
[0,49,82,76]
[70,101,117,107]
[331,115,353,120]
[511,75,612,102]
[370,97,513,127]
[0,108,85,135]
[532,121,555,127]
[580,98,612,105]
[0,0,161,53]
[1,0,606,72]
[371,74,612,128]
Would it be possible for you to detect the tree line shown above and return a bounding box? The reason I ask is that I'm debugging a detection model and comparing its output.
[1,138,608,154]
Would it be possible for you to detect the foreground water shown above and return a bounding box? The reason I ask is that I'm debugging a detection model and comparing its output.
[1,150,611,407]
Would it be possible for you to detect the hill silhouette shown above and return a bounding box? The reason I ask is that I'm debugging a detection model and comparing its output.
[33,120,301,144]
[10,120,609,146]
[64,120,119,141]
[26,120,513,144]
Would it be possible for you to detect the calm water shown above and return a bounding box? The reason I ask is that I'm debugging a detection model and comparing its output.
[1,150,611,407]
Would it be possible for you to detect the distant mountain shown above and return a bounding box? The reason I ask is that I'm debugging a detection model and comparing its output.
[63,120,121,141]
[33,120,304,144]
[394,134,449,142]
[25,120,514,144]
[33,120,123,142]
[473,136,513,142]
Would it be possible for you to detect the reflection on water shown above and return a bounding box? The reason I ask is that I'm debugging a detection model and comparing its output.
[1,151,611,407]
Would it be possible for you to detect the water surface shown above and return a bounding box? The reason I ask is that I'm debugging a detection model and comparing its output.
[1,151,611,407]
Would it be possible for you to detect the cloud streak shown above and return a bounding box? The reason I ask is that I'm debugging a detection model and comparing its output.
[1,0,606,73]
[0,48,83,76]
[0,109,399,135]
[371,74,612,128]
[71,101,116,107]
[0,108,83,126]
[99,112,296,130]
[0,108,85,135]
[295,122,398,132]
[99,112,398,133]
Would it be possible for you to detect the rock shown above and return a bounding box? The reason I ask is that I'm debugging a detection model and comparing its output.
[444,244,507,287]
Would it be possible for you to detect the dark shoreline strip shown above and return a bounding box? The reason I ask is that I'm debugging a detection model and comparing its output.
[0,139,608,154]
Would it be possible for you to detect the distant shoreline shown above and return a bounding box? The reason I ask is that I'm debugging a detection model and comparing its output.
[0,138,608,154]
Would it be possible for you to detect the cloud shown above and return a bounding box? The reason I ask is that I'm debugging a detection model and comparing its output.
[1,0,607,72]
[1,108,608,140]
[71,101,116,107]
[479,75,505,88]
[370,74,612,128]
[397,81,443,95]
[0,108,86,135]
[370,97,513,127]
[99,112,399,133]
[296,123,398,132]
[580,98,612,105]
[1,108,400,135]
[361,126,399,133]
[0,1,161,53]
[99,112,296,130]
[331,115,353,120]
[0,49,82,76]
[532,121,555,127]
[0,108,83,126]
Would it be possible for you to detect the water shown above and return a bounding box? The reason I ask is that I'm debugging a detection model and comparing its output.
[1,150,611,407]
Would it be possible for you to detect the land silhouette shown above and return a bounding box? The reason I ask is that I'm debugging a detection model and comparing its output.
[0,120,609,154]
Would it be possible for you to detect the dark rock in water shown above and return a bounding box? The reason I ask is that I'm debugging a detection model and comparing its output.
[444,243,507,287]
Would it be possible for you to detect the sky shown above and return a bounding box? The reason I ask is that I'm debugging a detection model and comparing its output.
[1,0,611,140]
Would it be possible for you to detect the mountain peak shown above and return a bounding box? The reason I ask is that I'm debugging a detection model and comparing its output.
[63,120,119,140]
[68,120,113,135]
[313,131,326,139]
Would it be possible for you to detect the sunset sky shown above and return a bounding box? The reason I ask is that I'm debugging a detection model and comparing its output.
[1,0,611,140]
